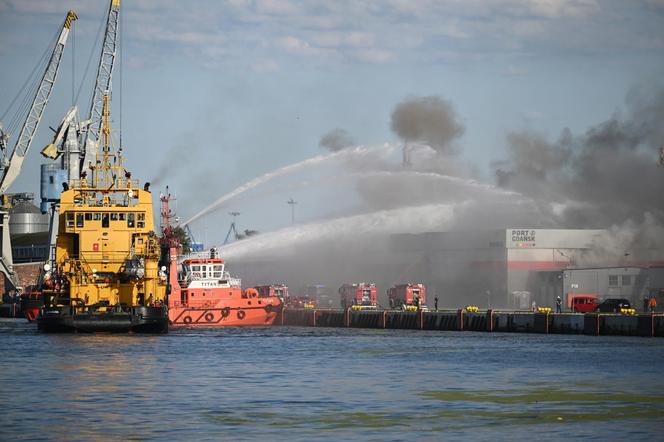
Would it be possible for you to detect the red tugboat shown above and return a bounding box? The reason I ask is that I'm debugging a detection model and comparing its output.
[161,192,282,327]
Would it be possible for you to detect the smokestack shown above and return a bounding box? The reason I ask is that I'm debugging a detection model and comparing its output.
[402,142,411,167]
[390,95,465,165]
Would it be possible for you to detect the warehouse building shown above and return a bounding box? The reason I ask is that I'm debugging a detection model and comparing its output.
[390,228,664,309]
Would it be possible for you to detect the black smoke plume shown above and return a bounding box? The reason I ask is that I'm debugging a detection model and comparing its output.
[319,128,355,152]
[390,95,465,155]
[494,85,664,233]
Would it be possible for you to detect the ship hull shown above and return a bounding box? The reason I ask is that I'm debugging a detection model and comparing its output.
[20,293,42,322]
[169,305,279,327]
[37,306,169,333]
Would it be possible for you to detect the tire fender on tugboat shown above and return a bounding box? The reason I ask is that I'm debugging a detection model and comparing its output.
[183,316,193,324]
[204,312,214,322]
[221,307,230,317]
[237,310,246,320]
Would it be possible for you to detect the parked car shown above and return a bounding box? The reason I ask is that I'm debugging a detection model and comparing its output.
[596,298,632,313]
[570,295,599,313]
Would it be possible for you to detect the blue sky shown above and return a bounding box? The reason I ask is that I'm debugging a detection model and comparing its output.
[1,0,663,243]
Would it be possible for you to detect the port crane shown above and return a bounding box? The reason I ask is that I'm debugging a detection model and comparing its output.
[40,0,121,272]
[41,0,121,183]
[224,211,241,244]
[0,10,78,290]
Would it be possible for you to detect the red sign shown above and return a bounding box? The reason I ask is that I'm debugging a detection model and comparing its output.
[93,243,99,252]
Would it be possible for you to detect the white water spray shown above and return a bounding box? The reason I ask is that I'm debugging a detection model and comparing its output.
[183,144,395,226]
[217,202,461,259]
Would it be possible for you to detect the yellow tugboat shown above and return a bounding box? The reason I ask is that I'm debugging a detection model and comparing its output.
[38,94,168,333]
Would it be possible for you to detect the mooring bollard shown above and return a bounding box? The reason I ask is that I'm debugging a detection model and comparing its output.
[457,309,464,331]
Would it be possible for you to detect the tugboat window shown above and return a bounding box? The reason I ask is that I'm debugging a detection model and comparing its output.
[94,213,101,221]
[66,212,74,228]
[127,213,135,228]
[111,213,119,221]
[102,213,110,228]
[84,213,92,221]
[76,213,84,227]
[119,213,126,221]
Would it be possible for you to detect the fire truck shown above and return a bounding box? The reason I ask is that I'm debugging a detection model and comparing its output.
[254,284,289,303]
[339,283,377,310]
[388,283,426,311]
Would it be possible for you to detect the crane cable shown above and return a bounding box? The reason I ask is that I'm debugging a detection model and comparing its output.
[74,7,107,106]
[71,20,75,107]
[0,27,57,122]
[6,58,46,137]
[118,2,123,147]
[1,26,59,138]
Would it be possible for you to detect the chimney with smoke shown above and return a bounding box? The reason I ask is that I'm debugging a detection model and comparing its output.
[390,95,465,166]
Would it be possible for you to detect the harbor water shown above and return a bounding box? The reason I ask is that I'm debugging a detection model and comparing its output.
[1,318,663,441]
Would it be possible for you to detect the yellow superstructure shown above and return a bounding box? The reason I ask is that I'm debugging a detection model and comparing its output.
[51,94,165,310]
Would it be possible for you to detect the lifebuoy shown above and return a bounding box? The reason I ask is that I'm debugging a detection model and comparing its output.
[183,316,192,324]
[237,310,246,320]
[221,307,230,317]
[204,312,214,322]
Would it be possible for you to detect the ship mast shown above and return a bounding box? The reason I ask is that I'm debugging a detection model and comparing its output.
[89,92,129,201]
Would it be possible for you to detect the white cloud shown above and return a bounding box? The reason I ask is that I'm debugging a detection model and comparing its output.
[0,0,100,15]
[525,0,600,19]
[277,35,312,53]
[310,31,375,48]
[1,0,659,70]
[251,58,280,72]
[351,48,395,64]
[255,0,299,15]
[505,65,529,76]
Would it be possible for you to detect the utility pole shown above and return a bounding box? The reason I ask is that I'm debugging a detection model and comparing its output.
[287,198,297,225]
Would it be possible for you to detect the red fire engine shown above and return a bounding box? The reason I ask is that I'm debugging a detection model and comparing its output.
[388,283,426,310]
[339,283,377,309]
[254,284,289,303]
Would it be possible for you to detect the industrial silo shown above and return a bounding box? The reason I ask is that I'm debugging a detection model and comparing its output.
[9,195,49,235]
[40,163,68,213]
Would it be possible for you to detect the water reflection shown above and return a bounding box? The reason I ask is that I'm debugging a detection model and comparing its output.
[1,319,663,441]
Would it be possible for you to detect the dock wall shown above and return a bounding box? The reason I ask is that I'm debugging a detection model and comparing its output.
[278,309,664,337]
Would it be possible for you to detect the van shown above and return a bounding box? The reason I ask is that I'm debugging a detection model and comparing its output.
[570,295,599,313]
[596,298,631,313]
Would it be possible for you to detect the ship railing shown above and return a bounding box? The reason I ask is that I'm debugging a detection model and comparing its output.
[62,251,133,275]
[78,251,132,263]
[70,178,139,189]
[181,250,221,261]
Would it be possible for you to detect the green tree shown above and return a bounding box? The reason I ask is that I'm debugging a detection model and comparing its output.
[171,226,192,253]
